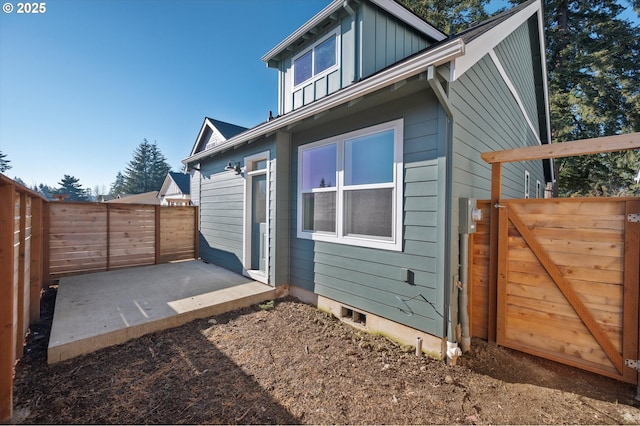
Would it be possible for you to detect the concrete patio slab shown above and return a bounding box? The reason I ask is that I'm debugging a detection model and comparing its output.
[48,260,281,364]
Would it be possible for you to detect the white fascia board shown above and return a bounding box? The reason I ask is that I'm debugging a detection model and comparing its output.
[451,0,540,80]
[184,39,465,166]
[370,0,447,41]
[261,0,343,64]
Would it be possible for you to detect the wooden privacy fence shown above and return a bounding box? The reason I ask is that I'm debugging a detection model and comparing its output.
[470,197,639,383]
[471,132,640,384]
[0,174,198,422]
[0,175,45,422]
[47,203,198,279]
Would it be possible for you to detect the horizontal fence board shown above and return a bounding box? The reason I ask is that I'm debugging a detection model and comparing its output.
[47,203,196,278]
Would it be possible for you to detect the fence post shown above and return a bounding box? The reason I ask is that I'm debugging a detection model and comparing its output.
[488,162,502,343]
[0,182,16,422]
[155,206,161,264]
[16,193,26,360]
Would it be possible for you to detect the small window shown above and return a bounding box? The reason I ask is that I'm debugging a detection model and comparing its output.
[536,180,541,198]
[293,31,339,88]
[297,120,404,251]
[524,171,530,199]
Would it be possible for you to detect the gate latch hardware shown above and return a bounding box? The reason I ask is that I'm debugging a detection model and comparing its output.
[625,359,640,370]
[629,214,640,223]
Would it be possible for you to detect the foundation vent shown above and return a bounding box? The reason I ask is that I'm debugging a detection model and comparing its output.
[341,306,367,326]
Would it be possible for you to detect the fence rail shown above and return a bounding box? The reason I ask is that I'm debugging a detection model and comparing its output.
[0,174,198,422]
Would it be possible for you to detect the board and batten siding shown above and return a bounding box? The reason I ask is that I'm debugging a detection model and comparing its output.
[280,2,432,115]
[359,2,430,78]
[289,89,448,337]
[198,142,277,281]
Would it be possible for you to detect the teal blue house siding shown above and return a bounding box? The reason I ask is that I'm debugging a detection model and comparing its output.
[198,141,278,278]
[288,87,449,337]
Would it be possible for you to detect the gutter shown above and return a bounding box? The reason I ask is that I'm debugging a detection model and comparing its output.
[184,38,465,167]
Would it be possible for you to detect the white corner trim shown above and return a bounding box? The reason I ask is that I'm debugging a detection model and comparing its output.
[489,50,542,145]
[452,0,539,80]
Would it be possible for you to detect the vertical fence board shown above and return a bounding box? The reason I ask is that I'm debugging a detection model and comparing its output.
[30,197,43,324]
[0,182,15,422]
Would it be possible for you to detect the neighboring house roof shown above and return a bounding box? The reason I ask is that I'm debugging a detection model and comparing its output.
[262,0,447,67]
[189,117,248,157]
[159,172,191,197]
[184,0,547,167]
[106,191,160,205]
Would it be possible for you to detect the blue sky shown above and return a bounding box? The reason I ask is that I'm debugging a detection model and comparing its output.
[0,0,637,192]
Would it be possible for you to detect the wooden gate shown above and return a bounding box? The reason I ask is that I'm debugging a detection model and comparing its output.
[492,197,639,383]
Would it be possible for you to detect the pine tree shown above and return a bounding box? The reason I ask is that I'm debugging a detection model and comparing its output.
[0,150,11,173]
[56,175,89,202]
[33,183,54,200]
[110,171,127,196]
[398,0,490,34]
[122,139,172,194]
[510,0,640,196]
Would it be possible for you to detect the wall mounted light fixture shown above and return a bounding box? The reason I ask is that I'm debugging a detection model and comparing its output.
[225,161,242,175]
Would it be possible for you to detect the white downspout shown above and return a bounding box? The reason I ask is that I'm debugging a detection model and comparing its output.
[427,64,462,365]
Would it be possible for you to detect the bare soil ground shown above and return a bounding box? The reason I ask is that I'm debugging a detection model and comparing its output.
[12,286,640,425]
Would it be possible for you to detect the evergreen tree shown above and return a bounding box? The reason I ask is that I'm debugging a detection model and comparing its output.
[33,183,54,200]
[398,0,490,34]
[56,175,89,202]
[122,139,172,194]
[509,0,640,196]
[110,171,127,196]
[0,150,11,173]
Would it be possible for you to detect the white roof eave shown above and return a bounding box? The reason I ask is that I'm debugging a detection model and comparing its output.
[184,38,465,166]
[262,0,447,64]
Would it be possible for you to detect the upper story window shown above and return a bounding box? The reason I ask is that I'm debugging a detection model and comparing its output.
[293,30,340,88]
[297,119,404,251]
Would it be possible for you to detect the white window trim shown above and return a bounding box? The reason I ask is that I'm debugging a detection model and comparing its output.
[524,170,530,199]
[536,179,541,198]
[297,119,404,251]
[243,151,270,284]
[292,28,341,91]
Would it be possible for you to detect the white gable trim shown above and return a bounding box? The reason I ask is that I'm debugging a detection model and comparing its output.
[451,0,540,81]
[489,50,542,145]
[189,118,227,156]
[370,0,447,42]
[262,0,446,64]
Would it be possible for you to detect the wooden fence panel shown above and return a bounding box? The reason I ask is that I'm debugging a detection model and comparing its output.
[48,203,108,277]
[495,198,638,383]
[160,206,197,263]
[108,205,156,269]
[47,203,197,279]
[0,176,46,422]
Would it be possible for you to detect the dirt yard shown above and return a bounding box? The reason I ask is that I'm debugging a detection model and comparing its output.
[12,286,640,424]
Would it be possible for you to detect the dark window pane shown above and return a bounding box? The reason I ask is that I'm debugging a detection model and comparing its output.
[314,36,336,74]
[303,192,336,233]
[294,50,312,86]
[344,188,393,238]
[345,130,394,185]
[301,144,336,190]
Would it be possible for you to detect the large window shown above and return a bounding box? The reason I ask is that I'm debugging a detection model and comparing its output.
[293,31,339,88]
[297,120,404,251]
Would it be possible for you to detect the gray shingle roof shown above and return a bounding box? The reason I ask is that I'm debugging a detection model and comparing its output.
[169,172,191,195]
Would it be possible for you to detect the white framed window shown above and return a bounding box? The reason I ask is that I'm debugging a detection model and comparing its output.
[524,170,530,199]
[292,30,340,89]
[297,119,404,251]
[536,180,541,198]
